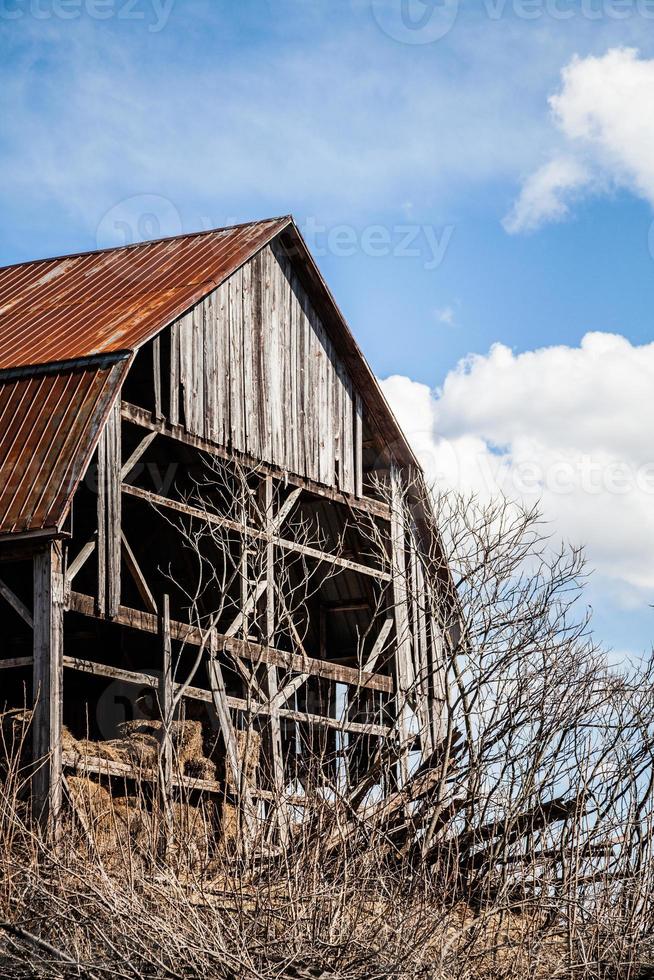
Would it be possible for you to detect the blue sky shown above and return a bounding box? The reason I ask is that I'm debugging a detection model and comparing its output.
[2,0,654,657]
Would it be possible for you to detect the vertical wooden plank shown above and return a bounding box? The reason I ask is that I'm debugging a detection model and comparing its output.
[187,304,204,437]
[333,363,344,490]
[204,293,218,445]
[269,247,283,468]
[274,245,290,473]
[222,281,233,449]
[212,287,223,447]
[252,249,271,462]
[97,400,121,618]
[32,540,64,831]
[354,392,363,498]
[316,321,330,486]
[169,320,180,427]
[306,302,319,484]
[340,371,354,494]
[241,259,256,457]
[179,312,193,434]
[294,270,308,481]
[229,268,245,452]
[323,335,335,488]
[198,303,206,438]
[289,270,300,477]
[152,335,163,421]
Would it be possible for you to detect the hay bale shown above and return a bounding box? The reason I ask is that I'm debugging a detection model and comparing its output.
[119,719,213,778]
[67,774,114,816]
[184,757,216,781]
[220,801,240,849]
[65,734,133,767]
[67,775,148,859]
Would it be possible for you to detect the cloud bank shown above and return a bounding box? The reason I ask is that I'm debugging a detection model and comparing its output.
[381,332,654,601]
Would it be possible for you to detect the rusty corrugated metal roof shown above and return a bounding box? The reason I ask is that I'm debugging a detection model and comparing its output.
[0,357,130,536]
[0,217,291,370]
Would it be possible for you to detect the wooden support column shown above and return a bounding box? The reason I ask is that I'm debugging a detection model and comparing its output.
[390,468,415,786]
[354,393,363,499]
[409,535,433,761]
[261,476,287,841]
[208,630,256,851]
[32,540,64,830]
[152,335,163,421]
[159,594,173,851]
[97,399,121,618]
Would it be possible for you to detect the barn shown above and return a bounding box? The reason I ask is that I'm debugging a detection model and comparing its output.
[0,216,457,839]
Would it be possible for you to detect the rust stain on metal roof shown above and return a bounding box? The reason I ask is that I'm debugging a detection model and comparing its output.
[0,217,291,370]
[0,358,130,536]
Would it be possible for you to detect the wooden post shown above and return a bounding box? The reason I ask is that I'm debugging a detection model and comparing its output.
[261,476,287,842]
[159,594,173,852]
[207,630,256,851]
[97,399,121,618]
[390,468,414,786]
[32,540,64,831]
[152,335,163,421]
[409,534,434,761]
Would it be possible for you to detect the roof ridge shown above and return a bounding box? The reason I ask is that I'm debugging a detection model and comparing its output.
[0,214,294,272]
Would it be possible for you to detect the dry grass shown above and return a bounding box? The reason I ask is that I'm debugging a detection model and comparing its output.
[0,733,650,980]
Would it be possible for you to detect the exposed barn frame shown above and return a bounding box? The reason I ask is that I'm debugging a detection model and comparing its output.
[0,217,459,839]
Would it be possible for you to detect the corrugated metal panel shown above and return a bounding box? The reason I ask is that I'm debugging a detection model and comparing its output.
[0,217,290,370]
[0,357,129,535]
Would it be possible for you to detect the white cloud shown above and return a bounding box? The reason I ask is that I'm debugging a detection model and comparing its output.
[435,306,456,326]
[380,332,654,599]
[503,156,588,233]
[506,47,654,233]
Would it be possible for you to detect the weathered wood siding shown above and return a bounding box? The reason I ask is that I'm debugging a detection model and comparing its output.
[170,241,359,494]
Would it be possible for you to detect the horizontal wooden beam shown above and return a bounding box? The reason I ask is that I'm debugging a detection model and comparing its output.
[63,656,156,688]
[65,593,394,698]
[62,750,310,805]
[121,401,391,522]
[63,652,391,736]
[0,656,33,670]
[122,483,392,583]
[62,749,222,795]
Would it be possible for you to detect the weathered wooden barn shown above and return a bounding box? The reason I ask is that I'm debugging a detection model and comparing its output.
[0,216,456,837]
